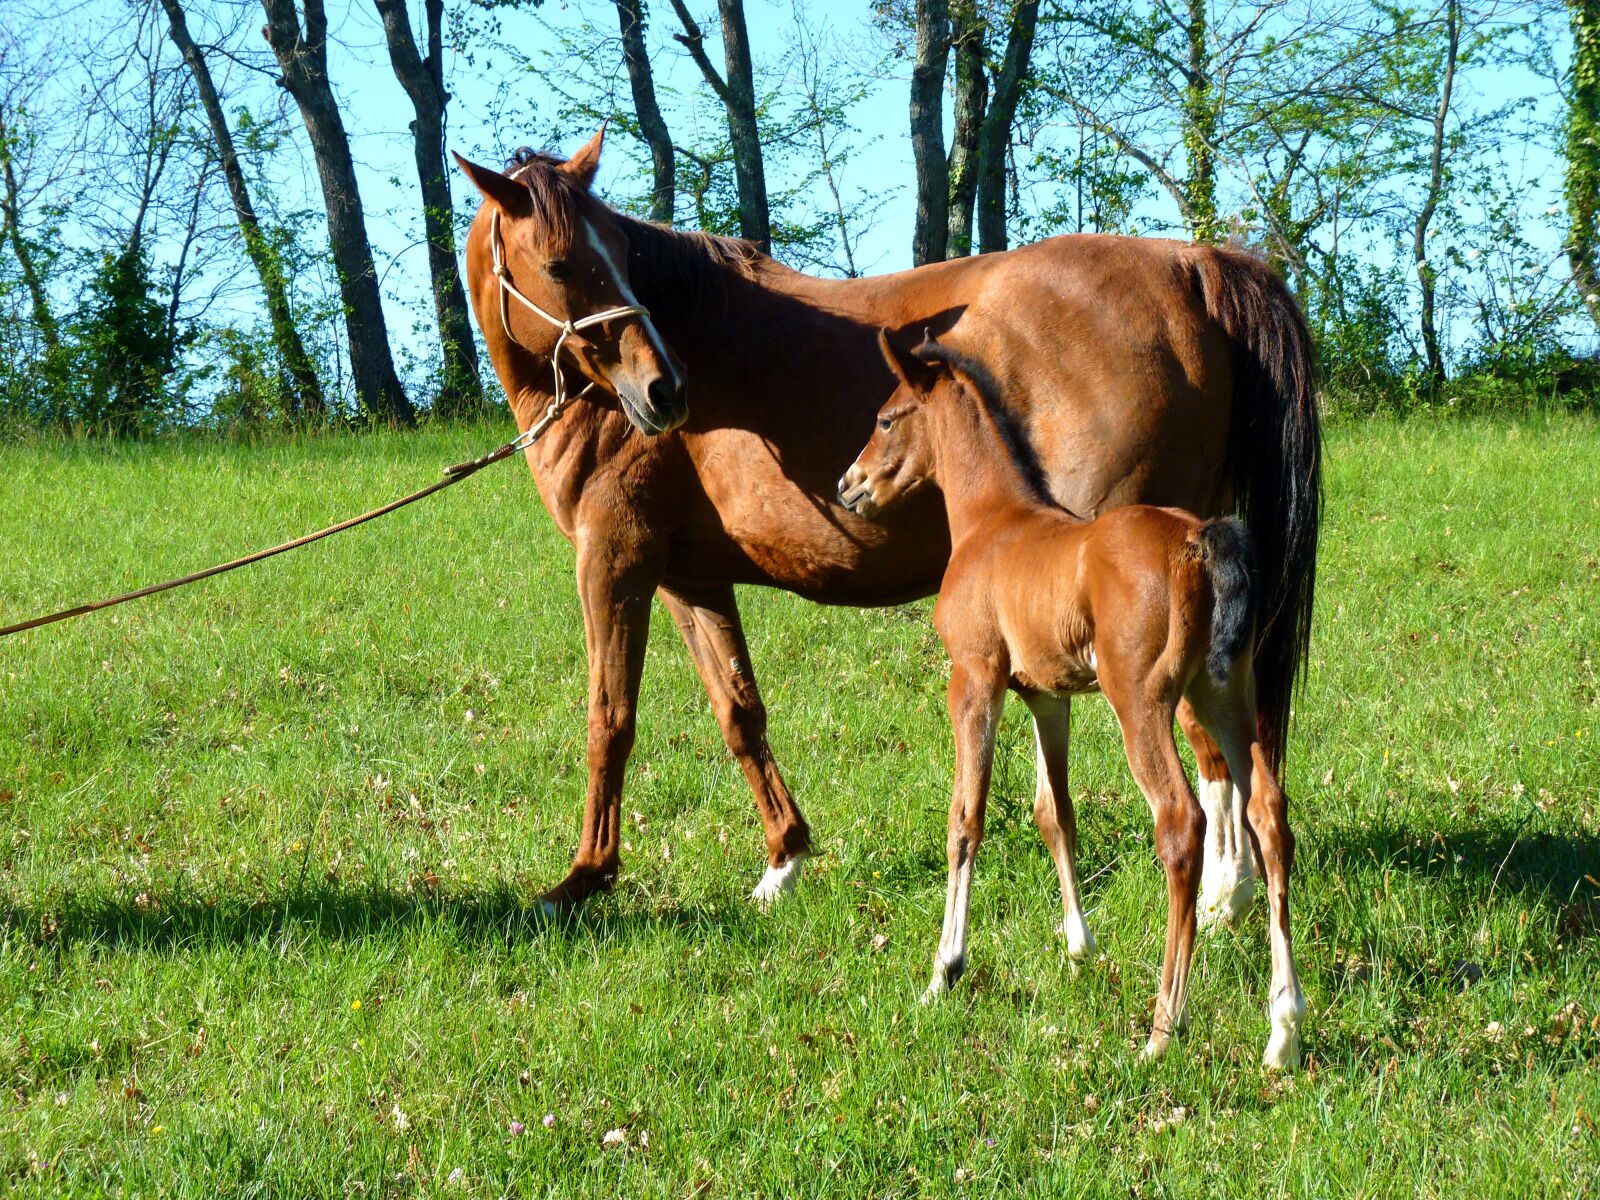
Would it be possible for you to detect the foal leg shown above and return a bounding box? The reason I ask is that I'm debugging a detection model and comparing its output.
[923,660,1006,1003]
[659,585,812,904]
[1191,681,1305,1070]
[541,544,661,912]
[1022,694,1095,963]
[1178,701,1257,931]
[1105,689,1205,1061]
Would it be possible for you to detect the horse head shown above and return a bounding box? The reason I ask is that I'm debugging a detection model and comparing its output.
[454,127,688,435]
[837,328,955,518]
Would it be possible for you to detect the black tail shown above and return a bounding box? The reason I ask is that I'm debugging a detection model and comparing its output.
[1196,517,1258,683]
[1195,247,1322,772]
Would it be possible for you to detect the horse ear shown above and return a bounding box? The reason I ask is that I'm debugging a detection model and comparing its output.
[452,152,528,213]
[562,123,607,191]
[877,328,936,392]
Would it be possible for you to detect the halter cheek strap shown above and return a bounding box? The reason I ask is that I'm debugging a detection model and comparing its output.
[488,206,651,449]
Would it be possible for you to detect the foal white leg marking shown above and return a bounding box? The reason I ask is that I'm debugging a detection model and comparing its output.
[583,218,678,383]
[1263,908,1306,1070]
[1197,774,1256,932]
[751,854,805,906]
[923,852,975,1003]
[1032,721,1094,962]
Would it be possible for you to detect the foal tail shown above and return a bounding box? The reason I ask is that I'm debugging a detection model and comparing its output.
[1193,246,1322,771]
[1193,517,1258,684]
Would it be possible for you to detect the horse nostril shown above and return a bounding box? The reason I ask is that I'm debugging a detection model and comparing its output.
[647,375,682,413]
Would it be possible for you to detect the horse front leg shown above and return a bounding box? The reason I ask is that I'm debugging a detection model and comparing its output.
[540,544,660,912]
[658,585,812,905]
[1178,700,1257,931]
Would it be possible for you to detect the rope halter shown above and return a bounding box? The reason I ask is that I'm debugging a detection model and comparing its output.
[488,206,651,450]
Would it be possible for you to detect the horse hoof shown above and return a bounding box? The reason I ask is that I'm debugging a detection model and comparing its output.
[751,855,805,907]
[1198,872,1256,933]
[1058,917,1097,964]
[1262,1028,1302,1072]
[1139,1033,1171,1063]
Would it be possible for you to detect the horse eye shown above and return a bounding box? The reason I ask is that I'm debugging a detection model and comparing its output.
[546,259,572,283]
[877,417,893,432]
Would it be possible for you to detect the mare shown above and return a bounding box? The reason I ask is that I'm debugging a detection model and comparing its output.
[452,128,1320,919]
[838,330,1303,1069]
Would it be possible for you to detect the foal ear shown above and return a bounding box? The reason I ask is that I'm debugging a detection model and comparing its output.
[562,123,607,191]
[877,328,938,392]
[453,152,529,214]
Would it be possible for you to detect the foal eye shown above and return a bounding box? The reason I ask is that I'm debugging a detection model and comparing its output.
[546,259,572,283]
[877,417,893,432]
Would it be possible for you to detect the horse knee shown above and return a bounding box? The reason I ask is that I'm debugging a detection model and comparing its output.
[586,701,636,764]
[1155,799,1205,874]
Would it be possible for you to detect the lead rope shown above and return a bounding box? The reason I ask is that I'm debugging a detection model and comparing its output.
[0,213,654,639]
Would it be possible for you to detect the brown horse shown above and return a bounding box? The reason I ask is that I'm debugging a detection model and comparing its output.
[451,128,1320,918]
[839,330,1304,1069]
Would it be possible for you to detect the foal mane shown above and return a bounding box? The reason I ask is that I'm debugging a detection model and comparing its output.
[912,338,1063,512]
[504,146,761,322]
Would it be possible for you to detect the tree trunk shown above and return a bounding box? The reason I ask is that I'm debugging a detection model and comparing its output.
[975,0,1038,254]
[160,0,325,421]
[668,0,769,252]
[946,0,987,258]
[615,0,675,225]
[910,0,951,265]
[261,0,414,425]
[0,113,60,356]
[374,0,483,417]
[1413,0,1458,392]
[1181,0,1220,244]
[1567,0,1600,332]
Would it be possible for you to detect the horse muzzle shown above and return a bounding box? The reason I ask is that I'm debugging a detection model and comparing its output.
[836,468,880,519]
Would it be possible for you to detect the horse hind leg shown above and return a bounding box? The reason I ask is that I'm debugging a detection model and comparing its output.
[1187,676,1306,1070]
[1105,685,1205,1062]
[1023,694,1095,964]
[659,586,813,905]
[1178,700,1256,932]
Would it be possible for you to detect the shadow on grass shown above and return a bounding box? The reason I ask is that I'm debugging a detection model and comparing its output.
[2,880,767,954]
[1311,816,1600,924]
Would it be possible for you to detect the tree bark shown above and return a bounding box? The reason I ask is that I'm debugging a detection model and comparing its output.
[374,0,483,417]
[0,112,60,356]
[669,0,770,251]
[261,0,414,424]
[615,0,675,224]
[1181,0,1220,244]
[1413,0,1458,391]
[1567,0,1600,332]
[975,0,1038,254]
[159,0,325,421]
[910,0,951,265]
[946,0,987,258]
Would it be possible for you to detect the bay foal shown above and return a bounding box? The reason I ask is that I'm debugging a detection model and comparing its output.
[838,331,1305,1069]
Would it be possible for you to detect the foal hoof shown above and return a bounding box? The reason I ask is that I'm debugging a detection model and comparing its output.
[1139,1032,1172,1063]
[751,855,805,907]
[1198,871,1256,934]
[1262,1027,1302,1072]
[1058,917,1097,966]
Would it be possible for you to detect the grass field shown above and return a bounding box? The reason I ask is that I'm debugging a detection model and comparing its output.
[2,415,1597,1197]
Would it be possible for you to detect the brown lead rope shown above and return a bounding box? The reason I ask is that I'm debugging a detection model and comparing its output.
[0,413,560,640]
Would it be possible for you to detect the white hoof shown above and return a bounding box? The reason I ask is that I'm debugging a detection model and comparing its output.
[751,855,805,906]
[1059,916,1097,963]
[921,955,963,1004]
[537,899,559,919]
[1198,870,1256,933]
[1140,1033,1171,1063]
[1263,988,1306,1071]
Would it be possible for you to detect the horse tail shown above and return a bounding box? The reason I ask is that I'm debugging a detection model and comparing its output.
[1193,247,1322,772]
[1192,516,1258,684]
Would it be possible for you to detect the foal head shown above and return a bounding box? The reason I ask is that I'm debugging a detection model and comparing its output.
[837,329,970,519]
[454,127,687,434]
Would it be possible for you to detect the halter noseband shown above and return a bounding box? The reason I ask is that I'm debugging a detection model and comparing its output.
[488,206,651,448]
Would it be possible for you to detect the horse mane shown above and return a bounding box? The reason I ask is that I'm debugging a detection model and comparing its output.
[504,145,761,322]
[911,336,1065,513]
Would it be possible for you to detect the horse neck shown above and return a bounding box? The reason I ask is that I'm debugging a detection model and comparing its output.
[928,391,1043,539]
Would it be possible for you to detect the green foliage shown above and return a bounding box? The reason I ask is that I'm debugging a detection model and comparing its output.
[1,419,1598,1193]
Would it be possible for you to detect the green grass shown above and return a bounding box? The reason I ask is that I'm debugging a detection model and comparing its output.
[1,415,1597,1197]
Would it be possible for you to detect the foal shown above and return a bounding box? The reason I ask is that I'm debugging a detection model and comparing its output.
[837,331,1305,1069]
